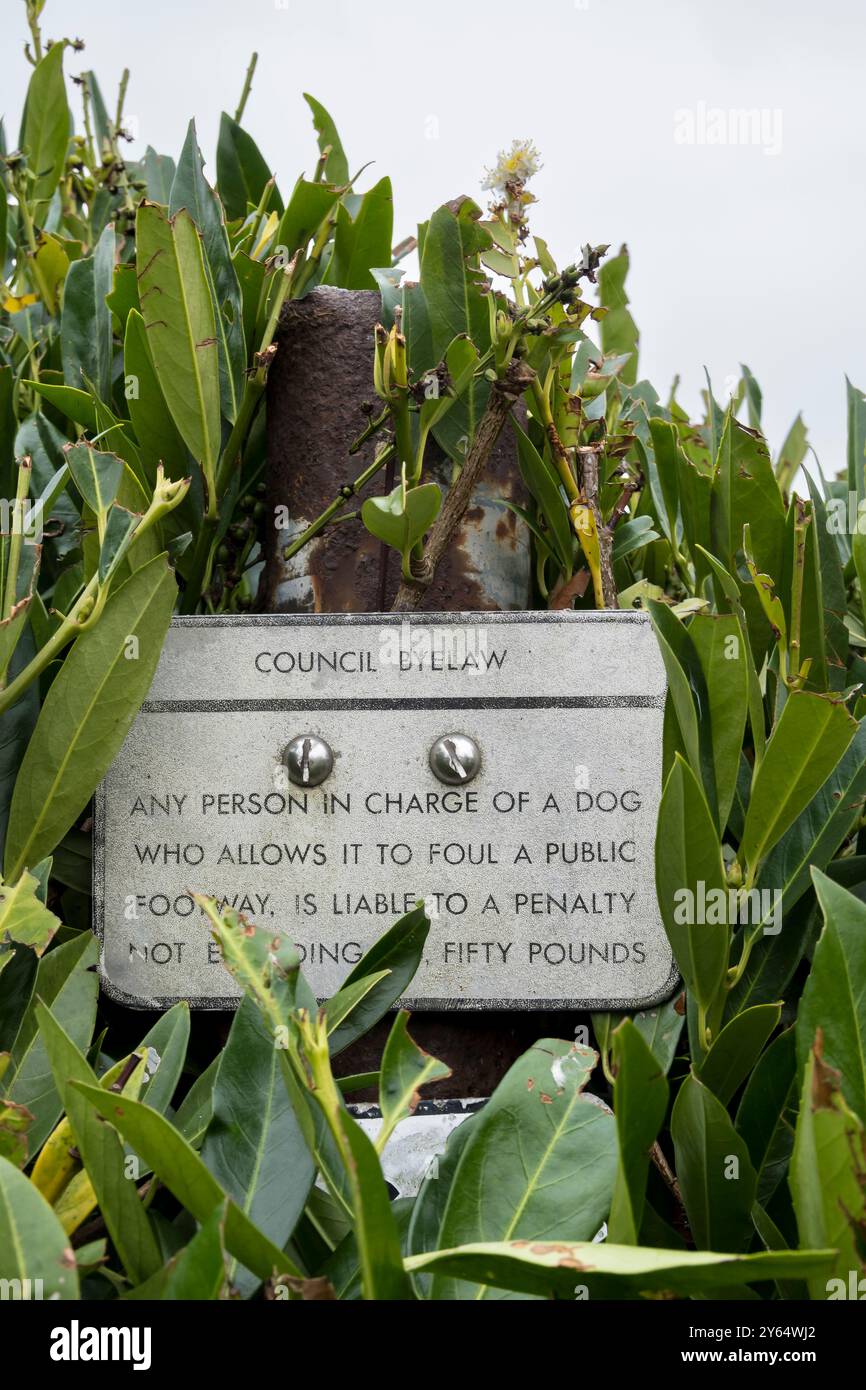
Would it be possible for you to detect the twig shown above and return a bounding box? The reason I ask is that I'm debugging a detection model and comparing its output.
[577,444,617,609]
[113,68,130,142]
[282,443,395,564]
[391,359,534,612]
[235,52,259,124]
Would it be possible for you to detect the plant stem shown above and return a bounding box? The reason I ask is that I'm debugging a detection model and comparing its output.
[0,573,98,716]
[788,498,810,685]
[391,359,534,612]
[577,444,618,609]
[234,52,259,123]
[3,458,32,623]
[282,444,395,563]
[726,924,760,989]
[26,1,43,63]
[0,476,187,714]
[113,68,130,139]
[529,378,579,502]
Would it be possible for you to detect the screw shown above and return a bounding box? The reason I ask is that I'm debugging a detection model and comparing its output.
[429,734,482,786]
[284,735,334,788]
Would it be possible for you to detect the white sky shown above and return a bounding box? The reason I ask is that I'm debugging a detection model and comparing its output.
[6,0,865,474]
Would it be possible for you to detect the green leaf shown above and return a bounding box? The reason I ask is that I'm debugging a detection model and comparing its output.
[776,412,808,490]
[0,868,60,955]
[170,121,246,423]
[321,970,392,1037]
[334,1109,414,1300]
[303,95,349,186]
[65,441,123,525]
[790,1036,866,1299]
[71,1083,303,1284]
[137,1001,190,1115]
[216,113,282,222]
[432,1041,617,1299]
[322,1198,413,1301]
[378,1011,451,1148]
[406,1113,478,1297]
[712,415,786,652]
[361,480,441,565]
[0,940,39,1058]
[407,1240,834,1301]
[173,1055,218,1146]
[736,1026,797,1204]
[689,612,748,833]
[671,1071,757,1251]
[327,904,430,1055]
[25,381,97,432]
[798,870,866,1125]
[739,693,857,876]
[419,199,493,455]
[598,246,638,386]
[648,600,717,822]
[655,755,729,1017]
[132,147,177,204]
[5,933,98,1154]
[697,1003,781,1107]
[783,499,828,691]
[511,419,573,575]
[275,177,341,263]
[4,553,177,879]
[0,1154,78,1299]
[608,1020,668,1244]
[123,309,190,485]
[232,250,267,358]
[278,1052,352,1220]
[324,177,394,291]
[749,718,866,935]
[60,223,114,402]
[35,1001,162,1285]
[20,43,69,219]
[611,515,660,561]
[740,363,762,428]
[201,996,314,1295]
[0,641,39,872]
[135,203,221,502]
[162,1200,229,1300]
[847,377,866,503]
[98,505,139,583]
[728,723,866,1013]
[629,996,686,1075]
[106,261,140,332]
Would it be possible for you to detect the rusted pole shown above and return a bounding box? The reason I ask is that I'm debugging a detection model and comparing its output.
[391,359,535,612]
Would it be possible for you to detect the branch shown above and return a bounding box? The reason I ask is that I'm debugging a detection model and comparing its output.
[234,52,259,124]
[391,359,534,613]
[577,444,618,609]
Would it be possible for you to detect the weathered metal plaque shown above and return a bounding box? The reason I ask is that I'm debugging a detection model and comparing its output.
[94,612,675,1010]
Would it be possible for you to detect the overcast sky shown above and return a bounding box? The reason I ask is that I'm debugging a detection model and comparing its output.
[7,0,865,473]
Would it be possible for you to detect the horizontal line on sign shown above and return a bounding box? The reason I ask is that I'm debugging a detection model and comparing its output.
[140,695,666,713]
[170,611,650,628]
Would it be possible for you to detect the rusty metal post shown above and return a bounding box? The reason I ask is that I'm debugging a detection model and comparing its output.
[262,287,584,1095]
[261,286,531,614]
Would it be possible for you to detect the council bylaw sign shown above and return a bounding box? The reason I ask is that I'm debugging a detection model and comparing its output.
[94,612,675,1010]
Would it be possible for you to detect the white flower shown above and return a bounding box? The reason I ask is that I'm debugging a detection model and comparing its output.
[482,139,543,195]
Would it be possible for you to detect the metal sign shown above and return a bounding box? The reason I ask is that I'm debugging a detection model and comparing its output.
[94,612,675,1010]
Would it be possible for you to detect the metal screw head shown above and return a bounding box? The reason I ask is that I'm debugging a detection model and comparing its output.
[284,735,334,788]
[429,733,482,786]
